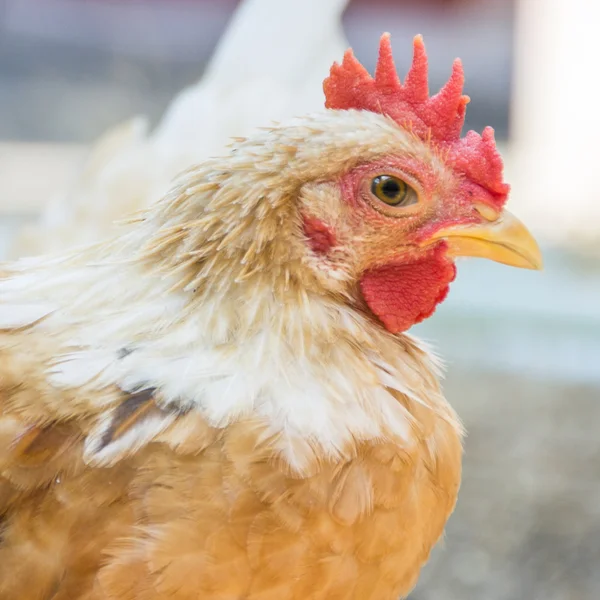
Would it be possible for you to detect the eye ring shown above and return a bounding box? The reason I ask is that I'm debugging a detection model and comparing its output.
[370,174,418,207]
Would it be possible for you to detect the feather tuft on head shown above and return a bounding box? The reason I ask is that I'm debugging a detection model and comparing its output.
[323,33,509,204]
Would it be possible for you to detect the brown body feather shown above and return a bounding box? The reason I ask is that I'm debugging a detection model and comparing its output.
[0,371,460,600]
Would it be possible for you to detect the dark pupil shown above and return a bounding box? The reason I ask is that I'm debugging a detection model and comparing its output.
[381,178,401,198]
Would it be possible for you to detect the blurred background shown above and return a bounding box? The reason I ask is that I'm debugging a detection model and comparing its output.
[1,0,599,597]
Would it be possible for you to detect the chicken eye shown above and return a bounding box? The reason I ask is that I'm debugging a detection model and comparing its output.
[371,175,417,207]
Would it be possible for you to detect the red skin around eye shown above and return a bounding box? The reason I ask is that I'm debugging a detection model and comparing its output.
[340,157,438,210]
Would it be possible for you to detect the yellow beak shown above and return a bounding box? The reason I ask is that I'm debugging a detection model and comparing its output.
[426,210,543,270]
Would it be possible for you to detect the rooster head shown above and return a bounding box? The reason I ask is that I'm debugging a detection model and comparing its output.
[146,34,541,338]
[295,33,542,333]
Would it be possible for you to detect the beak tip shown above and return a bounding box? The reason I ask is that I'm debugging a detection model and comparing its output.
[528,243,544,271]
[527,262,543,271]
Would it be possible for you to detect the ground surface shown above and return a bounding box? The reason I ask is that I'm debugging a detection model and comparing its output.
[413,370,600,600]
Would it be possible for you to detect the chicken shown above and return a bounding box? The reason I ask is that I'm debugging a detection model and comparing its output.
[11,0,350,257]
[0,34,541,600]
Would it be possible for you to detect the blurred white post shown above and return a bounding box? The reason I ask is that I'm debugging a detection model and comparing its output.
[204,0,348,88]
[511,0,600,246]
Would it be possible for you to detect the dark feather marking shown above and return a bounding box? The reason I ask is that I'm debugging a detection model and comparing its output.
[11,423,79,466]
[98,388,159,451]
[117,347,134,359]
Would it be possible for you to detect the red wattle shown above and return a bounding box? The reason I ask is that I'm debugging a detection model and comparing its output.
[359,247,456,333]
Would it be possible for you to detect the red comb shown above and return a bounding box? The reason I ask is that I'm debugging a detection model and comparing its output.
[323,33,509,202]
